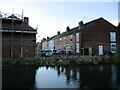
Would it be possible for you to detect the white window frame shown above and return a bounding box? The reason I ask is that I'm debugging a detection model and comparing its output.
[111,43,116,53]
[70,45,73,51]
[70,35,73,42]
[76,33,79,42]
[64,37,66,42]
[76,43,79,53]
[57,45,59,50]
[59,38,62,42]
[110,32,116,42]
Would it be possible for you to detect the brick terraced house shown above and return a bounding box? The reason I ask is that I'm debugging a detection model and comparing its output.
[0,13,37,58]
[53,17,118,55]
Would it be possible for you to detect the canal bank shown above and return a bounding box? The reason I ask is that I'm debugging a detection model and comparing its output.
[2,55,120,66]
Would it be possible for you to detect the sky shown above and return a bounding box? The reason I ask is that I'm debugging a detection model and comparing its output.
[0,0,119,42]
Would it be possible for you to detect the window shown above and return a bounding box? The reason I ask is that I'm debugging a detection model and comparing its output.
[76,33,79,42]
[110,32,116,42]
[111,43,116,53]
[64,37,66,42]
[59,38,62,42]
[70,36,73,41]
[76,43,79,53]
[57,45,59,50]
[70,46,73,51]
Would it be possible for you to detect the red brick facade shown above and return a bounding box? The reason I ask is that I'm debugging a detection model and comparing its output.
[54,17,118,55]
[80,18,118,55]
[54,34,75,54]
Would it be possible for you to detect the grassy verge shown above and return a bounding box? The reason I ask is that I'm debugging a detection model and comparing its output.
[2,55,120,66]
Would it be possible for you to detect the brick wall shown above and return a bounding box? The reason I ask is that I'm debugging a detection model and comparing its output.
[54,34,75,54]
[81,18,117,55]
[54,18,118,55]
[2,32,36,58]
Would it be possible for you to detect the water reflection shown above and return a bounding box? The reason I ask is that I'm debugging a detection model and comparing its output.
[2,66,37,89]
[35,64,120,88]
[79,65,112,88]
[2,64,120,89]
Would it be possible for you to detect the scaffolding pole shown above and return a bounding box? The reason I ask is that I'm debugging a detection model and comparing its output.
[10,14,13,58]
[21,10,24,59]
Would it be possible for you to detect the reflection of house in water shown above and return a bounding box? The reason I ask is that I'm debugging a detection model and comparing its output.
[55,65,114,88]
[113,64,120,88]
[65,67,71,82]
[111,65,117,87]
[55,66,80,87]
[56,66,60,76]
[79,65,112,88]
[2,66,38,88]
[117,65,120,87]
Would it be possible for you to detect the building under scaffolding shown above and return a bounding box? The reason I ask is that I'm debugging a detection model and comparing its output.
[0,12,37,58]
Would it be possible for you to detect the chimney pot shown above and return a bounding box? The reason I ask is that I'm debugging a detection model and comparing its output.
[24,17,29,26]
[47,37,49,40]
[78,21,83,29]
[66,26,70,32]
[57,31,60,35]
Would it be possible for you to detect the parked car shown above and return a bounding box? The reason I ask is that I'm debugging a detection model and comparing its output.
[52,49,58,55]
[45,50,53,56]
[38,50,45,56]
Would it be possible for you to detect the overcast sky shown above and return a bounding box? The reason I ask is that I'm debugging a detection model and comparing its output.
[0,0,119,42]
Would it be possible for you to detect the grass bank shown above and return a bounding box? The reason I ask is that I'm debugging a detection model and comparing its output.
[2,55,120,66]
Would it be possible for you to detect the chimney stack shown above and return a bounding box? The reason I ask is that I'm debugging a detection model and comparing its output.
[78,21,83,29]
[47,37,49,40]
[66,26,70,33]
[24,17,29,26]
[57,31,60,35]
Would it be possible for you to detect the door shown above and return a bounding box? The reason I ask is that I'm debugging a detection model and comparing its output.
[66,45,70,53]
[99,46,103,55]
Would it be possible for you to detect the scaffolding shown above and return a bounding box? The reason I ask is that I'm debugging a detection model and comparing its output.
[0,11,37,58]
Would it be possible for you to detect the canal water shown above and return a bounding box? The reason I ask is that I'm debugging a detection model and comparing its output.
[2,64,120,89]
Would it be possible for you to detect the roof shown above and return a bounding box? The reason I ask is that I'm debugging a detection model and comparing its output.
[48,35,57,41]
[7,14,19,19]
[56,17,99,38]
[2,24,36,31]
[1,15,36,32]
[56,17,117,38]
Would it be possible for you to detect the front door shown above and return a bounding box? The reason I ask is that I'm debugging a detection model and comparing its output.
[99,46,103,55]
[66,45,70,53]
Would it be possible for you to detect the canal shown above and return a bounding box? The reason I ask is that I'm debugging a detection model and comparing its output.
[2,64,120,89]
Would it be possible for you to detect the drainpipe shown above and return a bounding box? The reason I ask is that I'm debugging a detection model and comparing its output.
[79,32,82,55]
